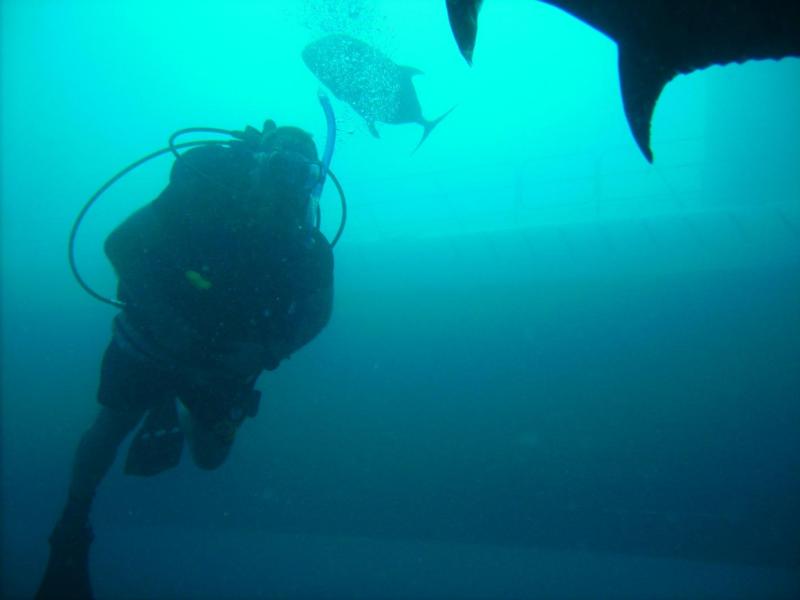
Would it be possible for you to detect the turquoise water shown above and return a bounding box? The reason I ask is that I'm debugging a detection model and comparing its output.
[2,1,800,598]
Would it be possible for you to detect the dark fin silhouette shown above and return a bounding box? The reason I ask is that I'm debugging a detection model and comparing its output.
[401,65,425,78]
[446,0,800,162]
[447,0,483,64]
[413,106,457,153]
[36,521,94,600]
[124,400,184,477]
[618,44,674,163]
[367,122,381,138]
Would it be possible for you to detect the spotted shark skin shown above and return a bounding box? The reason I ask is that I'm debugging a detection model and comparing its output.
[303,34,454,151]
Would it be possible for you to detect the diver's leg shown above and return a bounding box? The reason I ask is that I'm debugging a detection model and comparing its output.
[37,405,144,600]
[179,377,257,470]
[180,407,235,471]
[37,340,165,600]
[62,339,157,519]
[37,408,143,600]
[65,405,144,518]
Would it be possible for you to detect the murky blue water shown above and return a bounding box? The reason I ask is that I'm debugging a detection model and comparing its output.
[3,1,799,598]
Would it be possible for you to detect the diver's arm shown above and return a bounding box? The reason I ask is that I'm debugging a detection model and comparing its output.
[255,280,333,372]
[285,282,334,354]
[262,230,335,369]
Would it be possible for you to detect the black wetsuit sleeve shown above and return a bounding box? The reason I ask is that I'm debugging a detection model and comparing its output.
[261,235,334,369]
[286,280,334,354]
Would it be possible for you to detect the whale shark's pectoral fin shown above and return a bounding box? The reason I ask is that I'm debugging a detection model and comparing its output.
[401,65,425,78]
[367,121,380,138]
[618,44,675,163]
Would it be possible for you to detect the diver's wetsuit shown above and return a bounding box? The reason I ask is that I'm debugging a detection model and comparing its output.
[71,138,334,503]
[36,128,333,600]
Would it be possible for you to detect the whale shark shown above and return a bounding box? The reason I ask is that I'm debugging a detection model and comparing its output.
[446,0,800,161]
[302,34,454,151]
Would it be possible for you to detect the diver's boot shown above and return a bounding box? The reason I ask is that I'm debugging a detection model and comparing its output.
[35,496,95,600]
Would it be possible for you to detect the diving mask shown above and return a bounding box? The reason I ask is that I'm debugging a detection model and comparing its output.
[249,149,324,229]
[255,149,324,196]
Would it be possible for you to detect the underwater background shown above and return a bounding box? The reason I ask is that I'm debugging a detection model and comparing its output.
[2,0,799,598]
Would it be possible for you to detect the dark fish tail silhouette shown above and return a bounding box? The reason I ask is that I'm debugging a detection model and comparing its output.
[414,106,458,153]
[446,0,800,161]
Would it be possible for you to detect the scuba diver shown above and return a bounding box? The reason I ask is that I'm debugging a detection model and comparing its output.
[36,106,344,599]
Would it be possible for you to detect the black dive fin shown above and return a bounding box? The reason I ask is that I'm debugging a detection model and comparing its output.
[36,522,94,600]
[124,399,184,477]
[413,106,457,153]
[618,44,675,163]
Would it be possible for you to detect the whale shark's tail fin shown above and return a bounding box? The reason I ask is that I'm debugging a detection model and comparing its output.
[414,106,457,153]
